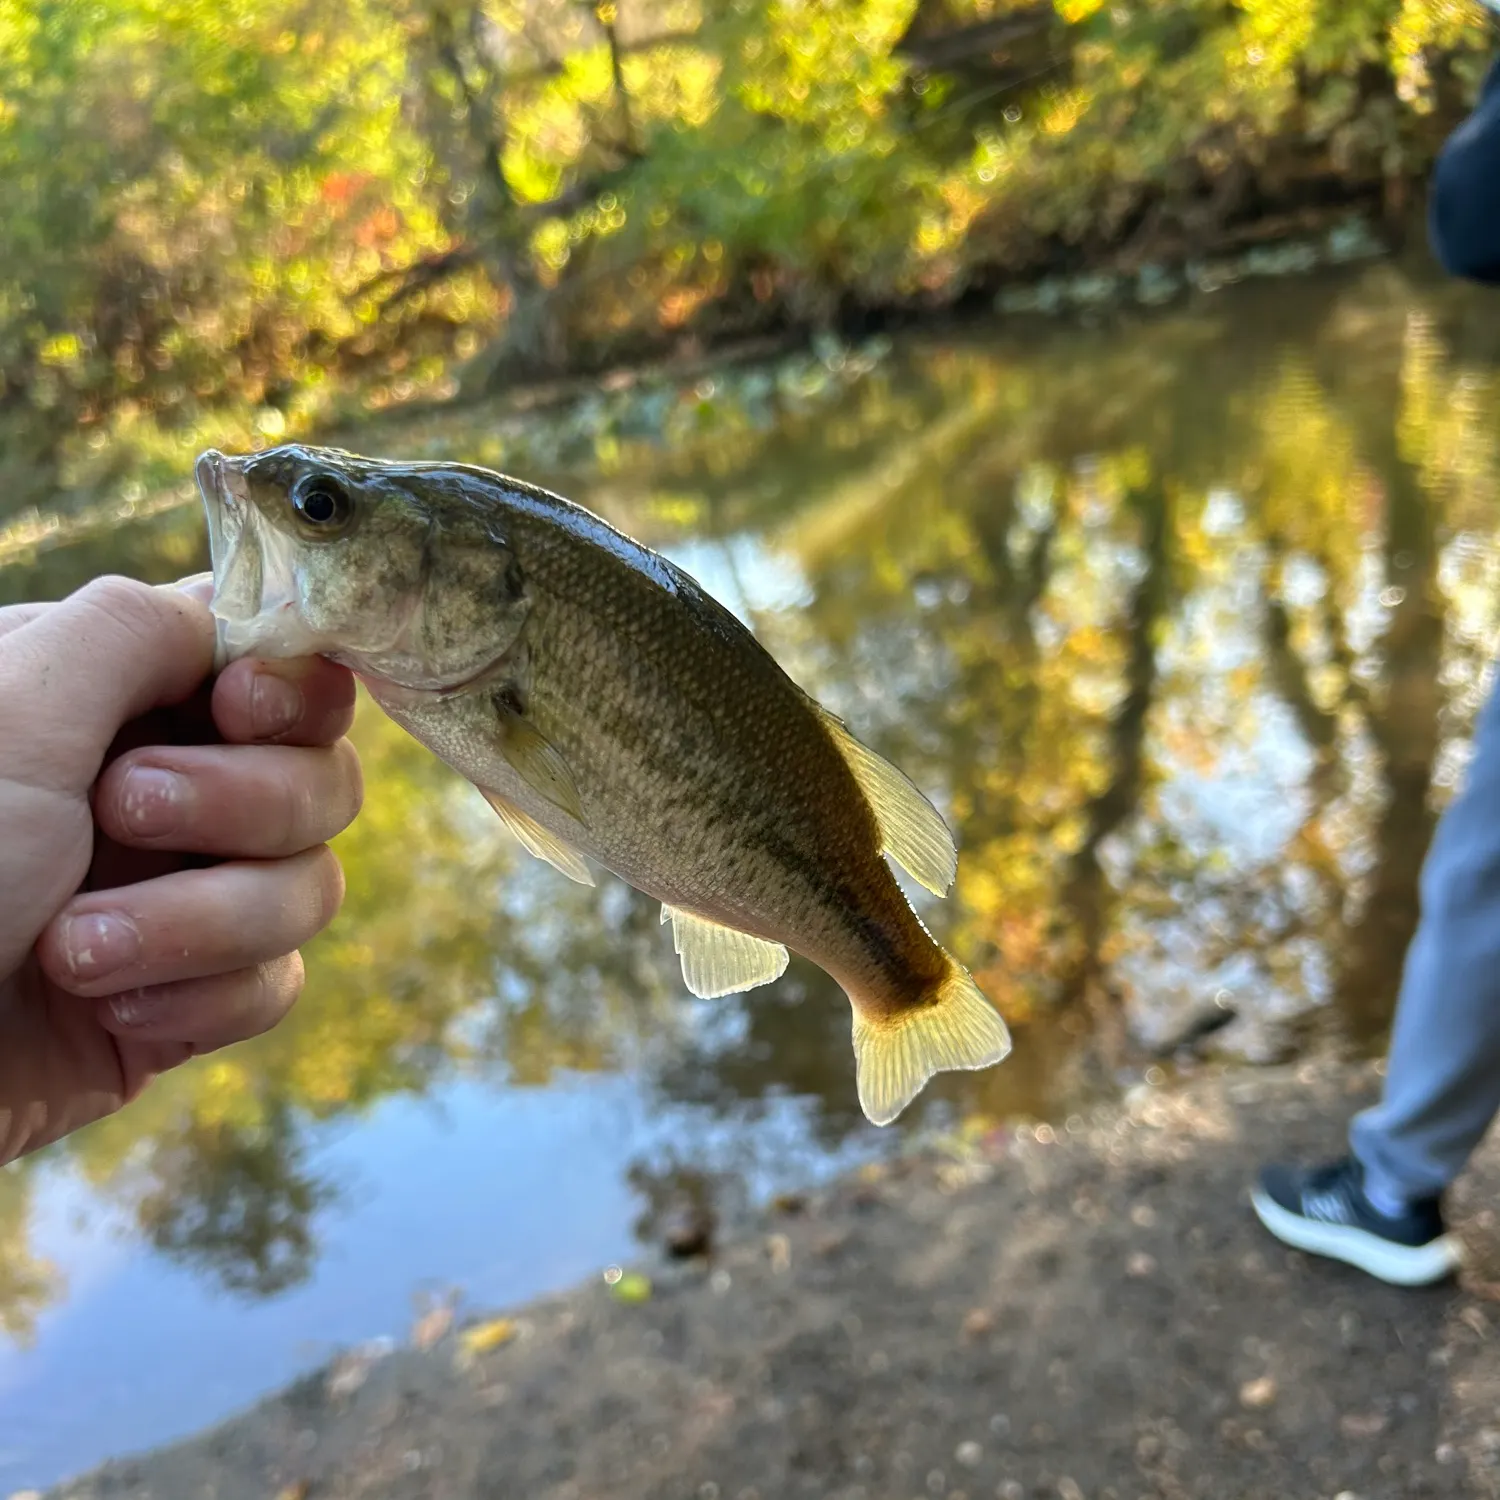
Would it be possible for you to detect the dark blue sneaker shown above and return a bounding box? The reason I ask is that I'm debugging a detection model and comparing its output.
[1250,1156,1462,1286]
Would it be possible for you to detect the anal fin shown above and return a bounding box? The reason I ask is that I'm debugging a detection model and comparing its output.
[813,704,957,896]
[661,904,789,998]
[481,788,595,886]
[851,962,1011,1126]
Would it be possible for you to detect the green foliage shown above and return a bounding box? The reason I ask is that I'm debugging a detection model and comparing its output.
[0,0,1490,521]
[0,0,480,512]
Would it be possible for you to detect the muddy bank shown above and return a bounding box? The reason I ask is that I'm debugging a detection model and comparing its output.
[44,1058,1500,1500]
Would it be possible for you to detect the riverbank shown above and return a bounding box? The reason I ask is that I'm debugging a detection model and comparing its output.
[43,1055,1500,1500]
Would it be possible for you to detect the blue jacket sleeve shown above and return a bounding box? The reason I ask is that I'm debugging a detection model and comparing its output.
[1431,56,1500,285]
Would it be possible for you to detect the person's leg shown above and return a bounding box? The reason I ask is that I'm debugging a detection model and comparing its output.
[1252,672,1500,1284]
[1250,37,1500,1289]
[1430,55,1500,285]
[1347,667,1500,1208]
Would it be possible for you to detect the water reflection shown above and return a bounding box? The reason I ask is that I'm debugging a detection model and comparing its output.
[3,258,1500,1485]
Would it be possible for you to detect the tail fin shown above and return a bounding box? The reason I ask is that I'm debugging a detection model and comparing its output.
[851,962,1012,1126]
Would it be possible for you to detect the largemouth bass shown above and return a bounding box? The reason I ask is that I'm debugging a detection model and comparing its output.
[194,443,1011,1124]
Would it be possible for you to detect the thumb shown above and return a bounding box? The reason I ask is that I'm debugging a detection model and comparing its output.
[0,575,216,792]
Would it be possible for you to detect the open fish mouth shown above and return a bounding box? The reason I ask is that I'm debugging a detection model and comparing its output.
[195,449,257,618]
[194,447,326,664]
[194,450,235,582]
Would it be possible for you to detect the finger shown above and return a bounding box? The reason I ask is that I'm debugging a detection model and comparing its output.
[212,656,358,747]
[0,575,205,644]
[0,576,215,790]
[162,573,215,607]
[93,740,363,858]
[0,602,49,641]
[94,952,305,1051]
[36,847,344,998]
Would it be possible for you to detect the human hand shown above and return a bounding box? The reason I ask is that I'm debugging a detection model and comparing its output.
[0,575,363,1164]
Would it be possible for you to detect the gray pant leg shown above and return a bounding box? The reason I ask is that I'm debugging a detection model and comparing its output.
[1350,675,1500,1204]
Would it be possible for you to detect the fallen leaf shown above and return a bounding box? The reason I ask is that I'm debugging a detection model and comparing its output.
[460,1317,518,1355]
[611,1271,653,1304]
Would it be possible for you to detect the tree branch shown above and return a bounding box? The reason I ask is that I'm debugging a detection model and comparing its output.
[501,26,701,85]
[596,1,637,156]
[351,246,482,310]
[431,4,517,219]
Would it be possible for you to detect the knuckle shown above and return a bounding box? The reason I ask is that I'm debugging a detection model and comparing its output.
[73,575,162,646]
[72,574,209,664]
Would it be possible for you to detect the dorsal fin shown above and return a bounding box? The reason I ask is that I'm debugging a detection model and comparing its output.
[813,704,957,897]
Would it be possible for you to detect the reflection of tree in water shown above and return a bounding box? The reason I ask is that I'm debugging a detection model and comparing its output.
[1050,476,1171,1067]
[630,267,1500,1132]
[134,1107,336,1297]
[0,1167,61,1344]
[626,1157,740,1260]
[649,960,869,1145]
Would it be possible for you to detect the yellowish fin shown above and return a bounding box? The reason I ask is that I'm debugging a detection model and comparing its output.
[851,962,1011,1126]
[481,788,595,886]
[815,706,957,896]
[497,709,586,824]
[661,904,789,998]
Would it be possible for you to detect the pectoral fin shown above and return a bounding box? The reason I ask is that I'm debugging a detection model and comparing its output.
[496,709,586,825]
[814,705,957,896]
[660,904,789,998]
[481,788,595,886]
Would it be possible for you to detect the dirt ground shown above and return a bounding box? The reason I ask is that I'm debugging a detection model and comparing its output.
[42,1057,1500,1500]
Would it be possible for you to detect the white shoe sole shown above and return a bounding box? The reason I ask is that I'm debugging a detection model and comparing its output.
[1250,1188,1463,1287]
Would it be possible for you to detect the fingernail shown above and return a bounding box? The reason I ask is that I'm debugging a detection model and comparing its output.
[251,670,303,738]
[118,766,188,837]
[108,988,168,1028]
[60,912,140,982]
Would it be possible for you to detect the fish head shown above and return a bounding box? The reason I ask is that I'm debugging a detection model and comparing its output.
[195,443,531,691]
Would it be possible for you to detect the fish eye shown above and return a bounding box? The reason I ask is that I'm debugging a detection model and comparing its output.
[292,474,352,531]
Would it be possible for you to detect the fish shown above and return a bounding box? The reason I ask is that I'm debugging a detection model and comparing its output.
[193,442,1012,1124]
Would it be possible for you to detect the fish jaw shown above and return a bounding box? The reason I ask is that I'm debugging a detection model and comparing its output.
[195,448,337,667]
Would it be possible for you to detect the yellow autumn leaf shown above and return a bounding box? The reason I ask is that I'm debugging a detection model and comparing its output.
[610,1271,653,1304]
[459,1316,518,1355]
